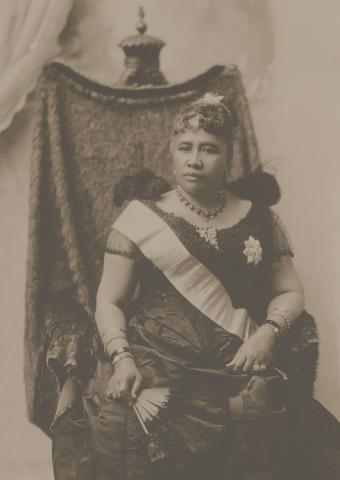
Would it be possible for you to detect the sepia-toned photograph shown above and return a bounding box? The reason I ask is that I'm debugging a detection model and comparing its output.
[0,1,339,479]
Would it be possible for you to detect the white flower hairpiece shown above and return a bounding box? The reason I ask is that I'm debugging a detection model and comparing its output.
[201,92,232,117]
[202,92,225,105]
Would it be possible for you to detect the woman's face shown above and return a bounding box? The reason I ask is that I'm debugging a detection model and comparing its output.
[172,129,229,196]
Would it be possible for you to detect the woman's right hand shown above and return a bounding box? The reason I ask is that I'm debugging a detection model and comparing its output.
[106,357,143,403]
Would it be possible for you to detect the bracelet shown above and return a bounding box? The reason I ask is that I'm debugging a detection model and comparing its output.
[104,336,128,356]
[112,352,133,367]
[270,311,290,331]
[269,307,294,331]
[110,346,131,362]
[262,320,281,338]
[272,313,291,332]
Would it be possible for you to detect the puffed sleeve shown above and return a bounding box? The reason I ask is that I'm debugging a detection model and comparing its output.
[105,227,138,260]
[266,209,294,263]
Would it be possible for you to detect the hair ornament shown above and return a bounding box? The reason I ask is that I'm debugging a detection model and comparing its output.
[172,90,236,141]
[202,92,225,105]
[200,92,232,117]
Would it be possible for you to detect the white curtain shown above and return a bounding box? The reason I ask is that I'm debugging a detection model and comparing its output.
[0,0,74,133]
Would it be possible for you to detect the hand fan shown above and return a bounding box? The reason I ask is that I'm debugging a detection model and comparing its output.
[132,387,170,435]
[132,387,171,462]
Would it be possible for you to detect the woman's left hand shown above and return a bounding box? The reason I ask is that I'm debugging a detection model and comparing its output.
[226,326,276,373]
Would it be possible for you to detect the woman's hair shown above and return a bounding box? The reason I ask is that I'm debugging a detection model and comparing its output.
[172,92,239,160]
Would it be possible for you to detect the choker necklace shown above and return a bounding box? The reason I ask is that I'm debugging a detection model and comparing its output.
[176,186,225,221]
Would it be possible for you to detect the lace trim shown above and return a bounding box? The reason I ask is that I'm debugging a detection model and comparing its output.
[109,201,294,266]
[105,228,137,259]
[267,210,294,261]
[140,199,258,256]
[143,199,255,234]
[141,200,296,267]
[105,247,136,260]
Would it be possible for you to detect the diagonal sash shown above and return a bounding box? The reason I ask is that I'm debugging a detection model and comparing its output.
[113,200,258,342]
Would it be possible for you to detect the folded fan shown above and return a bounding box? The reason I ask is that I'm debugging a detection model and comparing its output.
[132,387,170,436]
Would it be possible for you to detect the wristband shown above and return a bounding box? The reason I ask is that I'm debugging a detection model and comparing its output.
[104,336,128,357]
[272,313,290,332]
[110,346,131,362]
[268,307,294,332]
[262,320,281,338]
[112,352,133,368]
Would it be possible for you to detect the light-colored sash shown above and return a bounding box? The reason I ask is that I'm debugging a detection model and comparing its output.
[113,200,258,342]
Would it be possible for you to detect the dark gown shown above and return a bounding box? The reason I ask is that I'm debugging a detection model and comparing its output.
[52,199,340,480]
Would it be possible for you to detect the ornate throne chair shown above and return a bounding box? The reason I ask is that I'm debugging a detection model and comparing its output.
[24,11,318,444]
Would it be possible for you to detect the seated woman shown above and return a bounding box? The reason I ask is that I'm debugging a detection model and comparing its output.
[53,93,340,480]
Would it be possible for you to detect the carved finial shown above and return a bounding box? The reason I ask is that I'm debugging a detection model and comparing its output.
[117,6,167,86]
[136,6,147,34]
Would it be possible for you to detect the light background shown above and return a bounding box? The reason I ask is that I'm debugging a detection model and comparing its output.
[0,1,339,478]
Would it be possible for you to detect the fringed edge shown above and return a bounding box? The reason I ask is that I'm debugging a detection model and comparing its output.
[42,294,100,387]
[278,310,320,395]
[48,62,228,100]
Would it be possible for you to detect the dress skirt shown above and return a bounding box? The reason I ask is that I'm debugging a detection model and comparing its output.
[64,322,293,480]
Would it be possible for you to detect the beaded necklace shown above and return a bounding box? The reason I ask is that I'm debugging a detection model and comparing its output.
[175,186,225,221]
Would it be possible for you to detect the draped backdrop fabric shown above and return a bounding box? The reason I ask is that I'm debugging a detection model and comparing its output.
[25,62,261,434]
[0,0,74,133]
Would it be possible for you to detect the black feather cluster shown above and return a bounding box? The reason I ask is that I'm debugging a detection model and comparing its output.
[228,171,281,206]
[114,169,171,206]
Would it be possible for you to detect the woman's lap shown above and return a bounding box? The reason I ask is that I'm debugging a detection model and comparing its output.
[65,356,289,479]
[52,401,288,480]
[53,397,340,480]
[52,343,340,480]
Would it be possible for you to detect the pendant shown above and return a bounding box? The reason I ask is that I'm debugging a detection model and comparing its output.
[196,226,219,249]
